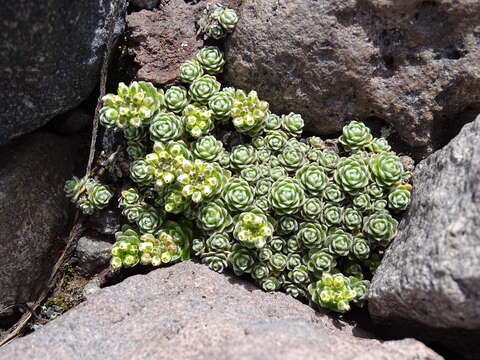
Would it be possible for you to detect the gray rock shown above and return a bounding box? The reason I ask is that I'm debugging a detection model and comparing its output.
[0,132,83,324]
[225,0,480,157]
[130,0,160,9]
[82,277,102,299]
[0,262,441,360]
[0,0,127,145]
[74,237,112,276]
[368,115,480,358]
[48,108,92,135]
[87,209,122,236]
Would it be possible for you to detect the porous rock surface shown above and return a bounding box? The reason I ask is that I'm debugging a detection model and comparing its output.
[73,236,112,276]
[126,0,240,87]
[0,132,83,324]
[0,0,127,145]
[0,262,441,359]
[225,0,480,156]
[368,115,480,358]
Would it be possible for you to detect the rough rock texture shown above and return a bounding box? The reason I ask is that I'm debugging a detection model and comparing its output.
[73,237,112,276]
[0,0,127,145]
[368,115,480,359]
[130,0,160,10]
[87,209,122,236]
[127,0,240,87]
[225,0,480,156]
[0,262,441,360]
[0,132,84,324]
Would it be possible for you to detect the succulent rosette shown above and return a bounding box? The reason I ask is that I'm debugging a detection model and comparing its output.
[100,81,164,129]
[165,86,189,113]
[296,164,328,195]
[197,199,233,233]
[339,121,373,151]
[327,229,353,257]
[352,193,371,212]
[351,237,371,260]
[301,198,323,220]
[252,263,271,281]
[268,178,306,215]
[264,130,288,152]
[369,152,404,187]
[369,137,392,153]
[86,180,113,210]
[260,276,282,292]
[322,203,343,227]
[192,135,223,161]
[222,178,255,212]
[196,46,226,74]
[307,249,336,276]
[277,146,308,172]
[288,265,310,285]
[217,8,238,31]
[240,166,262,183]
[297,222,326,249]
[137,207,164,234]
[281,112,304,137]
[322,183,346,204]
[189,75,221,103]
[308,273,356,313]
[183,104,214,138]
[265,113,282,130]
[333,158,370,194]
[230,89,269,136]
[180,60,204,83]
[230,144,257,168]
[208,91,233,121]
[149,112,184,142]
[229,244,256,275]
[277,215,299,235]
[363,212,398,245]
[130,159,155,185]
[388,185,412,211]
[342,208,363,231]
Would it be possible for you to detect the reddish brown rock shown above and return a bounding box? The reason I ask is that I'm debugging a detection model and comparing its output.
[126,0,240,87]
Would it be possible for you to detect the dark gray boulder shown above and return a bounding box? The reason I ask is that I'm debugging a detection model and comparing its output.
[0,262,441,359]
[73,236,112,276]
[0,0,127,145]
[368,115,480,358]
[225,0,480,157]
[0,132,84,324]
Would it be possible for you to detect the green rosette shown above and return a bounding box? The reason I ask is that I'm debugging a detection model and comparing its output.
[363,211,398,245]
[192,135,223,161]
[297,222,327,249]
[222,178,254,212]
[230,144,257,168]
[180,60,204,83]
[339,121,373,151]
[281,112,304,137]
[230,89,269,136]
[208,91,233,121]
[149,112,184,142]
[369,152,404,187]
[229,244,256,275]
[300,198,323,220]
[308,273,356,313]
[388,185,412,211]
[189,75,221,104]
[233,211,274,248]
[165,86,189,113]
[333,158,370,194]
[296,164,328,195]
[268,178,305,215]
[196,46,226,74]
[183,104,214,138]
[197,199,233,233]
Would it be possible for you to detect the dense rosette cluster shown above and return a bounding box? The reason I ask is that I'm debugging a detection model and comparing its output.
[202,5,238,40]
[65,176,113,215]
[72,31,414,315]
